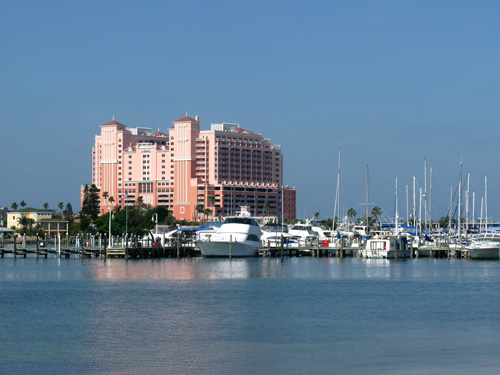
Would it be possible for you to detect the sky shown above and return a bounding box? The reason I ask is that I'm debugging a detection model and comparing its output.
[1,0,500,222]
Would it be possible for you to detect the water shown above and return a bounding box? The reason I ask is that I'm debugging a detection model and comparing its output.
[1,256,499,374]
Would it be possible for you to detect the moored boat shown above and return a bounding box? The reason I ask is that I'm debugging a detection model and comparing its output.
[360,235,411,259]
[195,214,262,257]
[467,233,500,260]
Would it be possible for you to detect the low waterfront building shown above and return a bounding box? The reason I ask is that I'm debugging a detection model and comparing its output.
[6,208,68,237]
[84,115,296,221]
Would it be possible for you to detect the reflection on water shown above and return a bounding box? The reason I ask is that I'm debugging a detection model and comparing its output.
[1,256,499,281]
[1,257,500,375]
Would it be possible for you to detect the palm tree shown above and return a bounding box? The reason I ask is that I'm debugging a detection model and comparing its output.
[195,204,205,221]
[371,206,382,228]
[109,196,114,205]
[17,216,35,235]
[347,208,357,222]
[58,202,64,212]
[208,195,216,206]
[203,208,212,222]
[11,202,18,211]
[20,200,27,209]
[207,196,217,216]
[103,192,109,201]
[43,202,49,210]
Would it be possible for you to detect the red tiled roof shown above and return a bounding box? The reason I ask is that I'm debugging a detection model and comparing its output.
[174,116,197,123]
[153,131,168,137]
[236,127,253,134]
[101,120,127,127]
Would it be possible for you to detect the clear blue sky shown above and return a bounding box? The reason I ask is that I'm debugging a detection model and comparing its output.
[1,0,500,222]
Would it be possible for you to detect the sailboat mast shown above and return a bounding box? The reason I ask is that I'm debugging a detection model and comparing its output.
[448,186,453,230]
[429,167,432,230]
[333,149,341,231]
[466,172,470,233]
[458,161,462,241]
[472,191,475,227]
[413,176,416,229]
[424,158,427,229]
[365,165,369,225]
[395,177,398,233]
[480,197,484,232]
[419,187,423,236]
[485,176,488,232]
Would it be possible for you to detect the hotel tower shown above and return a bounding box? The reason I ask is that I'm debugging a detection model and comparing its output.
[83,115,296,221]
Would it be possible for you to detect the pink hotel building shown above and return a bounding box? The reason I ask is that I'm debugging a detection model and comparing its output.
[84,115,296,221]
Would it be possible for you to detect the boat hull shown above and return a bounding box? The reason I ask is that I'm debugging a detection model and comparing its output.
[196,240,259,257]
[361,250,411,259]
[469,248,500,260]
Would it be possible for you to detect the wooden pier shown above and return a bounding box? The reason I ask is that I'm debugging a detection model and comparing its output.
[0,238,200,259]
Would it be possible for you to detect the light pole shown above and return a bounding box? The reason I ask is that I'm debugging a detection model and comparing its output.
[108,208,114,247]
[122,195,130,246]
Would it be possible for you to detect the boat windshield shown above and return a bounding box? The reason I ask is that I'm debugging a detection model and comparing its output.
[225,217,258,226]
[291,225,311,231]
[476,237,500,243]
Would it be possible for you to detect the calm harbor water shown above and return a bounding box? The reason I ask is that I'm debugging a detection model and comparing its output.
[1,256,499,375]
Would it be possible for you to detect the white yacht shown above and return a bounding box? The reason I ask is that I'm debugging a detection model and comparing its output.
[360,236,411,259]
[195,215,262,257]
[467,233,500,259]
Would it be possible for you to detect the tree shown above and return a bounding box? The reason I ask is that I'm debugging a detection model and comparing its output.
[58,202,64,212]
[11,202,18,211]
[264,202,275,216]
[314,211,320,222]
[43,202,49,210]
[109,196,114,205]
[203,208,212,222]
[321,217,334,229]
[80,184,100,232]
[65,202,73,214]
[20,200,27,208]
[63,203,74,227]
[438,216,455,228]
[208,195,216,206]
[370,206,382,228]
[195,204,205,221]
[17,216,39,236]
[103,191,109,200]
[347,208,357,221]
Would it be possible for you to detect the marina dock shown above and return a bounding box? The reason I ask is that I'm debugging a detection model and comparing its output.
[0,236,477,260]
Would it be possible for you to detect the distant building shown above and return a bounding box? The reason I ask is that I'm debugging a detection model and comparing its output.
[7,208,68,237]
[83,115,296,221]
